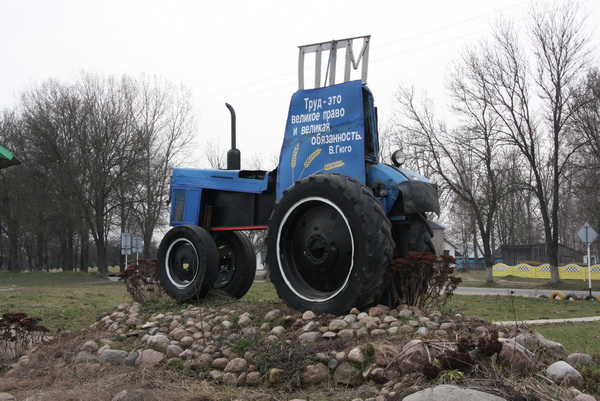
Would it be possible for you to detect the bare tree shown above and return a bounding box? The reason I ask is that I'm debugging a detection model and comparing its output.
[19,74,146,274]
[392,78,508,282]
[131,76,196,257]
[479,2,593,283]
[203,138,226,169]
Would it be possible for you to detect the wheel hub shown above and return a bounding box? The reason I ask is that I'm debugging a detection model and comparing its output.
[304,233,330,266]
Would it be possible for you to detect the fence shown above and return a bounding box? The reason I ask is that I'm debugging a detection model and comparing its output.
[492,263,600,280]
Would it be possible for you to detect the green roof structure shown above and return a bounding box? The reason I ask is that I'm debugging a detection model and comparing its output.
[0,145,21,169]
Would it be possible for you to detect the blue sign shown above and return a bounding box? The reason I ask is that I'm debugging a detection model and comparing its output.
[277,80,366,198]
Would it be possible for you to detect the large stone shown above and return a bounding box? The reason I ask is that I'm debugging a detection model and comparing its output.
[165,344,183,358]
[398,309,413,317]
[545,361,584,387]
[568,353,593,366]
[264,309,282,322]
[303,321,317,332]
[81,340,99,353]
[209,370,224,381]
[170,328,187,341]
[368,306,385,317]
[498,339,537,374]
[515,332,567,360]
[301,363,329,385]
[99,349,129,364]
[236,372,247,386]
[246,371,262,386]
[222,372,238,385]
[212,357,230,369]
[146,334,170,352]
[329,319,348,331]
[192,353,212,368]
[270,326,286,337]
[123,351,139,366]
[238,315,252,327]
[338,329,355,339]
[299,332,321,343]
[333,362,363,386]
[347,347,365,364]
[302,311,316,320]
[224,357,248,373]
[180,336,194,347]
[403,384,507,401]
[136,349,165,368]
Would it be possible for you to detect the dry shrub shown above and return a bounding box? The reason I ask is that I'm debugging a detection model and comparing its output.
[0,312,49,363]
[391,251,461,309]
[477,329,503,357]
[118,258,168,304]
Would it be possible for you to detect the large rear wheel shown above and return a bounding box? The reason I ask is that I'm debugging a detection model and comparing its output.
[157,225,218,302]
[266,173,394,314]
[211,231,256,299]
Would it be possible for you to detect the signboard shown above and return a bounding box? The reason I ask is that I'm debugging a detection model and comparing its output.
[277,80,366,198]
[121,232,132,255]
[132,236,143,254]
[577,222,597,298]
[578,223,598,246]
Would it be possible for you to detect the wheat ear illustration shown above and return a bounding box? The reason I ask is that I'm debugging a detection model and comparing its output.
[298,148,322,179]
[324,160,345,170]
[315,160,345,173]
[303,148,322,168]
[290,143,299,181]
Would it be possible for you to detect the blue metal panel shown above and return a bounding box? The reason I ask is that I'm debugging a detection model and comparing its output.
[277,80,366,199]
[172,168,270,194]
[170,187,201,226]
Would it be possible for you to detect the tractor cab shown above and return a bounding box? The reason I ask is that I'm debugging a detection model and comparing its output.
[277,36,378,198]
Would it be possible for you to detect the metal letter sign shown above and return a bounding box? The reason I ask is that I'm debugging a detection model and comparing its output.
[578,222,598,246]
[277,80,366,199]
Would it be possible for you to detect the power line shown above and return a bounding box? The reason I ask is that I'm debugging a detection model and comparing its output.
[198,0,592,109]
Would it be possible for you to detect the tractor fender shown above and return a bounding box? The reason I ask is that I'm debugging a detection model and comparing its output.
[366,163,440,215]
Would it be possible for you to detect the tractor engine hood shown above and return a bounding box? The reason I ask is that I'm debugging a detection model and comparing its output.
[366,163,440,215]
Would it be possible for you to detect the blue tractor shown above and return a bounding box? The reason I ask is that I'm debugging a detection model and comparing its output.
[157,36,439,314]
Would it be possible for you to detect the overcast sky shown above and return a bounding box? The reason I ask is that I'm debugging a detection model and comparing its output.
[1,0,598,169]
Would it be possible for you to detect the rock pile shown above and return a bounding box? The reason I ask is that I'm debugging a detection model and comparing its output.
[4,301,598,401]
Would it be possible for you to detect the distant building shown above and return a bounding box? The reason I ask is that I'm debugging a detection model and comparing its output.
[429,221,445,256]
[454,245,503,270]
[500,244,584,266]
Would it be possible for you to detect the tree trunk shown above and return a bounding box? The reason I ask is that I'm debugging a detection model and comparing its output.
[79,229,89,272]
[7,220,19,272]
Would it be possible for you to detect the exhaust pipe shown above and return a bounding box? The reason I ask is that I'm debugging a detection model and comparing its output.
[225,103,241,170]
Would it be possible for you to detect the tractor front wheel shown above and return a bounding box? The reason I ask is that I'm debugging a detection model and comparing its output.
[157,225,218,302]
[266,173,394,314]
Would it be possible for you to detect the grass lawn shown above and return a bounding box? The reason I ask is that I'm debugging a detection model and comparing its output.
[0,271,129,333]
[2,272,599,354]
